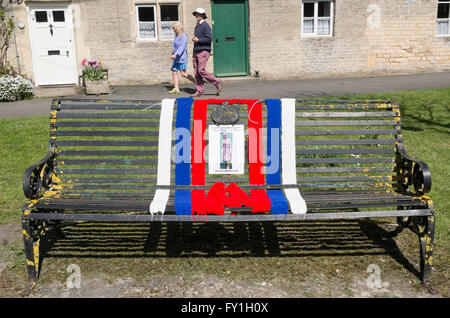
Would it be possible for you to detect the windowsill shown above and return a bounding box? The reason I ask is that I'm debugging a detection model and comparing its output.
[436,34,450,38]
[301,34,334,38]
[135,39,172,47]
[137,38,158,42]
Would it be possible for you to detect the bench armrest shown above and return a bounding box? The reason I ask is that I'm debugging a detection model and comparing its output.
[396,145,431,195]
[22,150,56,199]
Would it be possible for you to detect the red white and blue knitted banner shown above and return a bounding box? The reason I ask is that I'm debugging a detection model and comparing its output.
[153,98,307,217]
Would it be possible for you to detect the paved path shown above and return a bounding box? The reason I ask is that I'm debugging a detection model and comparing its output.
[1,72,449,118]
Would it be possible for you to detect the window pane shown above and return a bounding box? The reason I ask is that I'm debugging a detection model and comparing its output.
[437,19,449,35]
[139,22,156,39]
[303,18,314,33]
[138,6,155,22]
[304,3,314,18]
[438,3,449,19]
[161,5,178,21]
[317,18,330,35]
[318,1,331,17]
[161,21,175,40]
[35,11,48,23]
[53,10,65,22]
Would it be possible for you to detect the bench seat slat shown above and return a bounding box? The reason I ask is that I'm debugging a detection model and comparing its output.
[34,198,425,212]
[23,210,433,222]
[302,189,400,196]
[48,192,420,204]
[307,201,426,210]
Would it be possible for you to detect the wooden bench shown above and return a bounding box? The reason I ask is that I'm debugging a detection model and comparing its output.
[22,97,435,284]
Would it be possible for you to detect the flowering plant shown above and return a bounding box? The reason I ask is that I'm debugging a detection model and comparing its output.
[0,75,34,102]
[81,58,106,81]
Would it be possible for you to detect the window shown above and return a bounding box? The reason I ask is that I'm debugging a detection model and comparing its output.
[302,0,334,37]
[35,11,48,23]
[437,0,450,36]
[52,10,65,22]
[137,5,157,40]
[160,5,179,40]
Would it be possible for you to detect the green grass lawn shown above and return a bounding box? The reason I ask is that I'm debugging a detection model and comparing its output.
[0,88,448,296]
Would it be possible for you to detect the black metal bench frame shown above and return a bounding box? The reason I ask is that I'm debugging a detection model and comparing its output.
[21,97,435,285]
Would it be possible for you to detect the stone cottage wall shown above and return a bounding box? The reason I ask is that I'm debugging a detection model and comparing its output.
[5,0,450,86]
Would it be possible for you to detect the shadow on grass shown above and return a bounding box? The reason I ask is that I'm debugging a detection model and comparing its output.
[402,113,450,134]
[36,219,421,280]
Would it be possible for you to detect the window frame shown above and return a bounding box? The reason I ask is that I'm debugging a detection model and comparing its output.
[437,0,450,37]
[301,0,334,38]
[136,4,158,41]
[159,4,180,41]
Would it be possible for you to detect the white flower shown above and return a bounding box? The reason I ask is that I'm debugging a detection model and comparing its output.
[0,75,34,102]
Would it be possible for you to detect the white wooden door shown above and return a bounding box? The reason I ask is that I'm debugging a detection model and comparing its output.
[28,5,77,85]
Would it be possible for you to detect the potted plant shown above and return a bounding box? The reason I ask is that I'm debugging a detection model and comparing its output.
[81,58,111,95]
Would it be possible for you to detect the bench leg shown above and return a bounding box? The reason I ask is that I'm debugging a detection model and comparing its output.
[22,220,40,284]
[418,215,435,283]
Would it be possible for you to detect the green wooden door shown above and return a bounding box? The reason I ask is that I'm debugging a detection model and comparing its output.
[212,0,248,77]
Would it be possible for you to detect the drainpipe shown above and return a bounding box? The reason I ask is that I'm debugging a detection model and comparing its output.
[9,0,21,74]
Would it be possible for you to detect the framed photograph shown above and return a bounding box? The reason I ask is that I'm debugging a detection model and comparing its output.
[208,125,245,174]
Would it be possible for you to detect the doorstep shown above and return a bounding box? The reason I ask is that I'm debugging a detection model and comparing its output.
[217,76,261,82]
[34,85,84,98]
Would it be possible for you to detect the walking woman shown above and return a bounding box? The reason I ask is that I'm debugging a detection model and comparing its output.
[168,22,195,94]
[190,8,223,97]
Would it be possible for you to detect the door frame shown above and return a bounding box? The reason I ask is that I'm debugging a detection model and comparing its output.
[26,3,78,86]
[211,0,249,77]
